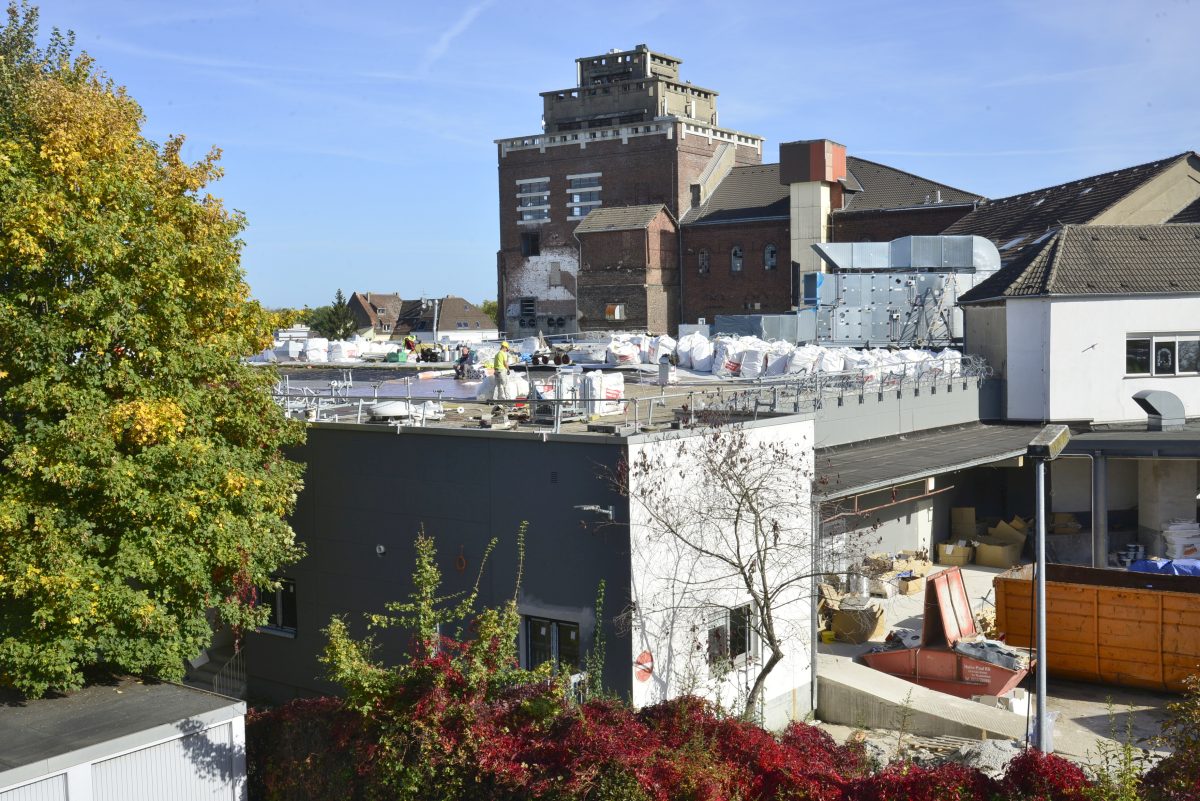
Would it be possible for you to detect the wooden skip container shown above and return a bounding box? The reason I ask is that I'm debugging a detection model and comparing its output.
[994,564,1200,692]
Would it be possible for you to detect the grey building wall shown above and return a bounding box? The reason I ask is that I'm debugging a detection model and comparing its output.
[812,377,1001,449]
[247,425,634,703]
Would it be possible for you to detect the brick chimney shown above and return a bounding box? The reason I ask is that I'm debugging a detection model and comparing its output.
[780,139,847,274]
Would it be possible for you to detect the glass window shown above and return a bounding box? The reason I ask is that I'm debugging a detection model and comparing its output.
[518,195,549,208]
[698,249,710,274]
[764,243,778,270]
[731,245,743,273]
[260,578,297,632]
[570,191,601,204]
[525,616,579,673]
[516,179,550,194]
[1154,340,1178,376]
[1179,338,1199,373]
[520,208,550,222]
[568,175,601,190]
[706,603,753,666]
[1126,338,1150,374]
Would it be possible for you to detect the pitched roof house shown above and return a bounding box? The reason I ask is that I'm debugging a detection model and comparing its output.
[349,293,498,342]
[959,224,1200,424]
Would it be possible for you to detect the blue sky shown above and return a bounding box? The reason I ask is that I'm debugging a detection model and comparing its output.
[40,0,1200,309]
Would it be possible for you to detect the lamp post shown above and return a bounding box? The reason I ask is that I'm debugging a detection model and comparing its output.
[1026,424,1071,752]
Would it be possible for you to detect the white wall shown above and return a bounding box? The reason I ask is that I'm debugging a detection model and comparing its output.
[626,417,815,729]
[1051,457,1140,513]
[1004,298,1051,421]
[1046,296,1200,423]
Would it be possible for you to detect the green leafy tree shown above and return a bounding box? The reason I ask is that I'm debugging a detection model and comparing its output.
[0,3,305,697]
[479,298,499,327]
[306,289,356,340]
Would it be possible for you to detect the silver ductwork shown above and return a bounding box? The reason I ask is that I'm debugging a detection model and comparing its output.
[802,236,1001,348]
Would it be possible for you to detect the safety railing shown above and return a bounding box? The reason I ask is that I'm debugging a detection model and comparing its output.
[271,355,990,435]
[213,648,246,699]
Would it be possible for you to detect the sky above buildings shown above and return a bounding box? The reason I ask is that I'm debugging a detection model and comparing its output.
[40,0,1200,309]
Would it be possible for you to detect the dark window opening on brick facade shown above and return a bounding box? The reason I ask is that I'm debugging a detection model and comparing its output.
[764,243,778,270]
[698,249,710,274]
[731,245,744,273]
[521,233,540,257]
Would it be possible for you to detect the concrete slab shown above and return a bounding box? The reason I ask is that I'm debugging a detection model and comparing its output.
[816,654,1104,759]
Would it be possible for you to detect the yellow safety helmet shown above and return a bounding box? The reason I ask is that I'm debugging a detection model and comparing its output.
[500,341,510,350]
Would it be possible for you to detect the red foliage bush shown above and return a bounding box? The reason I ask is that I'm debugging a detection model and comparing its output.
[849,761,997,801]
[999,749,1092,801]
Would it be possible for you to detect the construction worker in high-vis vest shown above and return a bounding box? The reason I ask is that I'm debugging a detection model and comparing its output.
[491,342,513,401]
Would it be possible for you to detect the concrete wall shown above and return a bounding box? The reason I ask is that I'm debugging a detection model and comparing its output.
[790,181,831,276]
[1051,456,1139,513]
[811,376,996,449]
[1138,459,1200,552]
[963,303,1008,380]
[247,425,634,702]
[1047,296,1200,423]
[1005,298,1051,421]
[1092,154,1200,226]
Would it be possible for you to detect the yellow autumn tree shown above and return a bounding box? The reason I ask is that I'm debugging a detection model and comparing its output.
[0,3,305,696]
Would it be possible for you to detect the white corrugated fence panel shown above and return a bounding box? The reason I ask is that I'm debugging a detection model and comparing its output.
[0,774,67,801]
[92,722,235,801]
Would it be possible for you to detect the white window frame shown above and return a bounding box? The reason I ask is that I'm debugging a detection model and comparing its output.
[1126,333,1200,377]
[706,603,756,670]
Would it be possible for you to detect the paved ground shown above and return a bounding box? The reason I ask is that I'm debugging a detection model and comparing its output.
[818,562,1174,758]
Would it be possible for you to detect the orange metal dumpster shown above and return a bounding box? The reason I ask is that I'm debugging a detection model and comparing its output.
[994,564,1200,692]
[862,566,1030,698]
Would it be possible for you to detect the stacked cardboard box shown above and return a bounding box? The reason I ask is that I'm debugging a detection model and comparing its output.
[951,507,977,538]
[974,518,1028,568]
[937,541,974,566]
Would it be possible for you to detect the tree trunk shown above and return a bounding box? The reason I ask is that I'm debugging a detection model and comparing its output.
[743,648,784,721]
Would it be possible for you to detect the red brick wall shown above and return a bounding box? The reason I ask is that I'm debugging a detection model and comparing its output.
[576,209,678,333]
[680,219,791,323]
[830,205,976,242]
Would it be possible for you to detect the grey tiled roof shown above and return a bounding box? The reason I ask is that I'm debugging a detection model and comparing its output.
[682,158,981,226]
[958,224,1200,304]
[574,204,667,234]
[840,157,982,213]
[1170,196,1200,223]
[681,164,788,225]
[943,154,1192,256]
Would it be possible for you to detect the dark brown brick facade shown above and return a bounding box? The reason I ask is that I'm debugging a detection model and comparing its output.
[831,204,976,242]
[577,210,678,333]
[680,219,791,323]
[497,124,760,334]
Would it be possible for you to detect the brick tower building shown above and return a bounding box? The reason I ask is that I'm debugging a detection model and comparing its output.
[495,45,763,335]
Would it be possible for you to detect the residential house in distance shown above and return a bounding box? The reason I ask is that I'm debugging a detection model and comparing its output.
[348,293,499,343]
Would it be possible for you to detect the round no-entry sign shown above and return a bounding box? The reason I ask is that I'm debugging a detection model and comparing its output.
[634,650,654,682]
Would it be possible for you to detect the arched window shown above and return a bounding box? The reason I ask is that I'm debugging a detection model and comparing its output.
[698,248,710,274]
[764,243,778,270]
[731,245,743,272]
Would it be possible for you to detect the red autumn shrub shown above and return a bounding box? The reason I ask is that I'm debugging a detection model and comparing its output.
[246,696,372,801]
[849,761,997,801]
[1000,749,1092,801]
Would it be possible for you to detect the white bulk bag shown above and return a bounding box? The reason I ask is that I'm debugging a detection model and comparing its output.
[691,338,714,372]
[712,338,745,378]
[740,347,768,379]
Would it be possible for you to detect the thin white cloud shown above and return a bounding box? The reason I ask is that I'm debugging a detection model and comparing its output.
[984,64,1130,89]
[421,0,495,73]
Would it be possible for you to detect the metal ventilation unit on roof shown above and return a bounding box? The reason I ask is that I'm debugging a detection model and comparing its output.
[801,236,1001,348]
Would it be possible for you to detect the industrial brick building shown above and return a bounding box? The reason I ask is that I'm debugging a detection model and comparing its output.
[496,45,982,335]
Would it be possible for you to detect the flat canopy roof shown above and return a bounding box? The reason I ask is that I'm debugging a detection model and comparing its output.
[0,678,242,789]
[1066,421,1200,458]
[816,423,1039,500]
